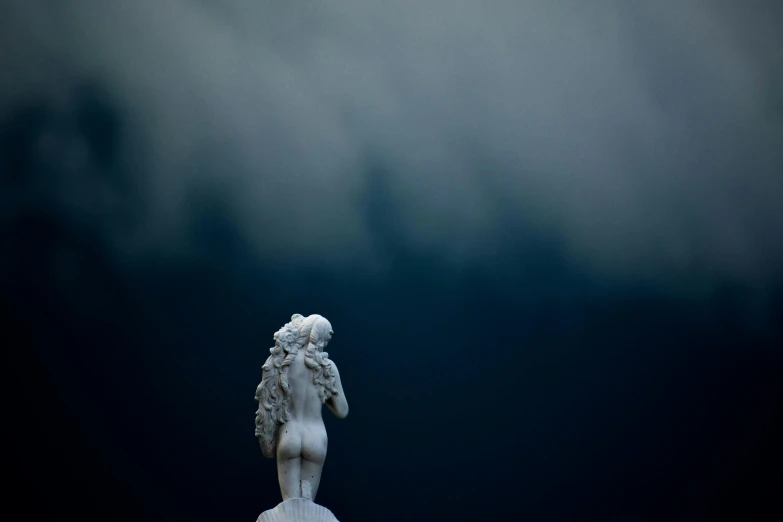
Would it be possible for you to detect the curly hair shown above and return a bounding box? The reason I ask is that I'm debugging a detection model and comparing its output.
[254,314,338,458]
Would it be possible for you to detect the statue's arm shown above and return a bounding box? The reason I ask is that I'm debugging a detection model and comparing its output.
[326,362,349,419]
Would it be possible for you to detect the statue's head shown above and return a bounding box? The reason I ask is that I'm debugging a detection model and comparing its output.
[298,314,333,351]
[309,316,334,350]
[273,314,333,352]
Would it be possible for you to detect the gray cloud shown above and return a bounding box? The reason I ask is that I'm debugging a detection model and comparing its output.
[2,0,782,281]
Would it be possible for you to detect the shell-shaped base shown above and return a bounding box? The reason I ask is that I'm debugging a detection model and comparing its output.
[257,498,339,522]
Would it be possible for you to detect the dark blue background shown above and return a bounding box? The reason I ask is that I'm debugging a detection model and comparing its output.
[3,3,782,522]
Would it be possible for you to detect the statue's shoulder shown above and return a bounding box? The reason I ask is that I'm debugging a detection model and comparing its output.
[324,356,339,371]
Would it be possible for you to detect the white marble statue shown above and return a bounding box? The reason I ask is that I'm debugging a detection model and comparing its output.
[254,314,348,521]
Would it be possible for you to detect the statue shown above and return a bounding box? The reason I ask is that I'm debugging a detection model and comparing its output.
[254,314,349,522]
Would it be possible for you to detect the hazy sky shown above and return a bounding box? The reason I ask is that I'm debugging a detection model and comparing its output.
[2,0,782,283]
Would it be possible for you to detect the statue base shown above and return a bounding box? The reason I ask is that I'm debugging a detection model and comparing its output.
[257,498,339,522]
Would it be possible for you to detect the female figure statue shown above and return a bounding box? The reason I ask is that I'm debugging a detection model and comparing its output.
[254,314,349,502]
